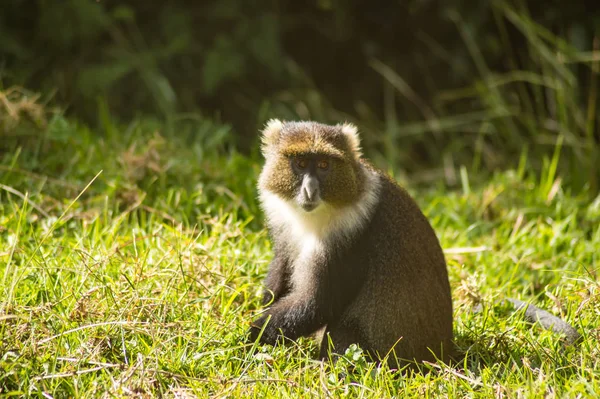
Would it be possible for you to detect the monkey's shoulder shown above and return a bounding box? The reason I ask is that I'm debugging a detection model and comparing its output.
[360,161,428,223]
[353,163,443,259]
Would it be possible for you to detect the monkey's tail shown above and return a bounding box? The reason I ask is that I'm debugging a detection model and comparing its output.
[505,298,581,345]
[474,298,581,345]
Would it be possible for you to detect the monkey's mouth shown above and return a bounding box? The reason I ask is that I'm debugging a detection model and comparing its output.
[300,201,319,212]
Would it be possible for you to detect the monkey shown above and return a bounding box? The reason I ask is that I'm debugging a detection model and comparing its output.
[247,119,453,367]
[248,119,581,369]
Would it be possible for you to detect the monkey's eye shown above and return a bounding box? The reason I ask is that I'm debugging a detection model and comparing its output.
[317,159,329,170]
[294,158,308,170]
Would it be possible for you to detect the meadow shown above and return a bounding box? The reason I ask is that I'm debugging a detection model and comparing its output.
[0,105,598,397]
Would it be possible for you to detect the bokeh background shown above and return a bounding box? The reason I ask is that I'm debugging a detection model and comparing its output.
[2,0,599,192]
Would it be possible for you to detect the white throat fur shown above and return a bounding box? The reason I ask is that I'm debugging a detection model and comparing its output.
[259,167,381,244]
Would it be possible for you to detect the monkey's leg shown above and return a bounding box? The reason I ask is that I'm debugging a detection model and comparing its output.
[249,293,328,345]
[318,318,370,361]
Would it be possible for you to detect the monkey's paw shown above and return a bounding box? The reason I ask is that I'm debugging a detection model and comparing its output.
[247,314,284,345]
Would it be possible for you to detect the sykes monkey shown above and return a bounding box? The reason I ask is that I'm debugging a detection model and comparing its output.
[248,119,452,366]
[248,120,580,367]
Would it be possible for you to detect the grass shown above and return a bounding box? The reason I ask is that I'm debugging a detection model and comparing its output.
[357,1,600,196]
[0,111,599,398]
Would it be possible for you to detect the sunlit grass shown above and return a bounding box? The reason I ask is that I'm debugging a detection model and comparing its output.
[0,114,599,397]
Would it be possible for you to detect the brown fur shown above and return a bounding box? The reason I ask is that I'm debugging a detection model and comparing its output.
[259,120,364,207]
[252,120,453,369]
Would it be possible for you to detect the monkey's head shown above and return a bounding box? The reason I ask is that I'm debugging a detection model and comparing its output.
[258,120,365,214]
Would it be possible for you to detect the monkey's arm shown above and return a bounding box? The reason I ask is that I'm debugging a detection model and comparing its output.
[249,290,328,345]
[249,263,347,345]
[261,254,291,305]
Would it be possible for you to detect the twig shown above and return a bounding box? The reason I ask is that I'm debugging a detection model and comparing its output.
[32,365,120,381]
[424,361,483,387]
[140,204,179,224]
[0,184,50,218]
[444,246,491,255]
[21,171,102,272]
[56,357,120,368]
[0,165,81,190]
[38,320,153,344]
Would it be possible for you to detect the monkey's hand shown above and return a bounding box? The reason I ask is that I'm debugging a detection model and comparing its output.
[248,312,295,345]
[247,296,326,345]
[247,313,280,345]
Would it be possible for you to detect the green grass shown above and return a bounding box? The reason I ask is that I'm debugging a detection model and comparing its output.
[1,114,599,398]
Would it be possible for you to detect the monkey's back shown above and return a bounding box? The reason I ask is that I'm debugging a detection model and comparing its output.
[325,170,453,366]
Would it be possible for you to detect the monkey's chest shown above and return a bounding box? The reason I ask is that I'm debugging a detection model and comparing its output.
[289,235,324,293]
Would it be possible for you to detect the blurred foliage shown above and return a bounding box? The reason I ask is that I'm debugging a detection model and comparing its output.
[1,0,599,192]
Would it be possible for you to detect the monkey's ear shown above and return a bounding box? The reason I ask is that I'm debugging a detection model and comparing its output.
[260,119,284,155]
[340,122,362,158]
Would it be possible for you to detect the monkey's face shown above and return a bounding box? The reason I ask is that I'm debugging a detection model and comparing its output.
[258,121,364,213]
[289,154,332,212]
[261,151,360,213]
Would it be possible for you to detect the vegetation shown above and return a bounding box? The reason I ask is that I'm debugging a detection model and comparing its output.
[0,95,598,397]
[1,0,599,396]
[1,1,599,192]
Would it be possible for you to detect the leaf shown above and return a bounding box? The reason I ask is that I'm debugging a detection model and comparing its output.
[77,63,134,98]
[202,36,245,95]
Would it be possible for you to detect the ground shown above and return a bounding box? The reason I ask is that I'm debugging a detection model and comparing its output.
[0,114,598,398]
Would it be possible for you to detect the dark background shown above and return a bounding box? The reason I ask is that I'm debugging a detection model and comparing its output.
[1,0,599,192]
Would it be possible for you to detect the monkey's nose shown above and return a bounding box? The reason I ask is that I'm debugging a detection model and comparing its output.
[303,185,318,201]
[302,176,319,201]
